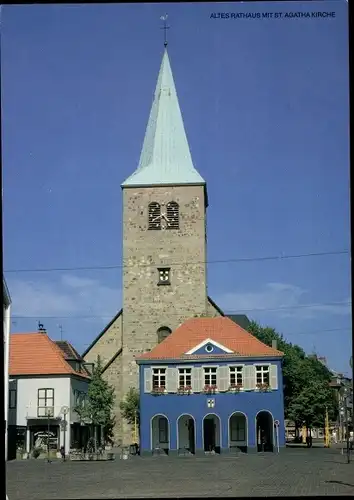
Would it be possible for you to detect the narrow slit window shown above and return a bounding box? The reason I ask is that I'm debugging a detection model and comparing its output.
[148,202,161,230]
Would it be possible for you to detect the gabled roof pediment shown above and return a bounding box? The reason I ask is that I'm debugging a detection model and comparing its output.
[185,338,233,355]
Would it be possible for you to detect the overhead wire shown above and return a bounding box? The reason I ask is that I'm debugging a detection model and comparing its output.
[4,249,349,274]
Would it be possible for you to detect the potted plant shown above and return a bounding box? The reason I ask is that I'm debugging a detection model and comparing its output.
[152,386,165,396]
[256,383,270,392]
[204,385,217,394]
[229,383,243,393]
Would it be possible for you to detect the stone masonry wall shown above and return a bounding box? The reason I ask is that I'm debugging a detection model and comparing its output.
[101,352,123,445]
[121,185,208,444]
[84,313,122,367]
[206,298,223,317]
[84,313,123,444]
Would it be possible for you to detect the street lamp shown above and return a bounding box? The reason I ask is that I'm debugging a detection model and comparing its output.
[60,406,69,461]
[46,407,53,463]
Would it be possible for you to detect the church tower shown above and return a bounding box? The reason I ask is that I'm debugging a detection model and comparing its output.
[83,44,221,447]
[120,47,208,441]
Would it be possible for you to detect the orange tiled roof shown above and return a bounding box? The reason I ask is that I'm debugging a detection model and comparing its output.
[9,332,90,378]
[138,317,284,360]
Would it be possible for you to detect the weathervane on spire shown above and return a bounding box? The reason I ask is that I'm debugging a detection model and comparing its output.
[160,14,170,48]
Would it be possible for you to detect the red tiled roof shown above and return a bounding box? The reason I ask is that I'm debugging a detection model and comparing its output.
[9,332,90,378]
[55,340,82,360]
[138,317,284,360]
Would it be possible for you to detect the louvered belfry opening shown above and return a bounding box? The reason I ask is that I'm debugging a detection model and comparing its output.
[166,201,179,229]
[148,202,161,230]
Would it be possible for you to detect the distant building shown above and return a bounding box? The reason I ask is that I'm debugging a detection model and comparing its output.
[136,316,285,455]
[8,331,92,459]
[227,314,251,331]
[3,277,11,460]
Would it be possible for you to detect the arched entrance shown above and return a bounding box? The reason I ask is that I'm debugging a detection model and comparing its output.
[177,414,195,455]
[256,410,274,452]
[203,414,221,453]
[151,414,170,455]
[229,412,248,453]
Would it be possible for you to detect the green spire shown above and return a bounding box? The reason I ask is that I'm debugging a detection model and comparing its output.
[122,49,205,187]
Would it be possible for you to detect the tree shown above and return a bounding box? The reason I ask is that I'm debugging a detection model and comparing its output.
[248,321,338,432]
[287,377,337,429]
[120,387,140,427]
[75,356,115,447]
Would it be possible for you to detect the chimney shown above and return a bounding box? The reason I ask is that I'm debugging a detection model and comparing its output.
[271,339,278,350]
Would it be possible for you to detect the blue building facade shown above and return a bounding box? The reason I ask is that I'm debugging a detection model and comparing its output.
[136,318,285,456]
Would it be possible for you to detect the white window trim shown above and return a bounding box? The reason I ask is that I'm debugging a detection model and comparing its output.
[229,364,245,390]
[186,338,233,355]
[152,366,168,392]
[177,366,193,391]
[202,365,219,391]
[254,363,271,388]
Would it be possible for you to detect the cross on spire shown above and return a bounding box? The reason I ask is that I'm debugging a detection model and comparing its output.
[160,14,170,47]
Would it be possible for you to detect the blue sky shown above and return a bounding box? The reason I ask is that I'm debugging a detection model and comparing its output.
[2,2,351,374]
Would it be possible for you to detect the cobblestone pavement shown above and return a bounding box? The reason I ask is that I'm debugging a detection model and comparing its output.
[6,447,354,499]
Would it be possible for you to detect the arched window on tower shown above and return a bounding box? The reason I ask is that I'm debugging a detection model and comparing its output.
[166,201,179,230]
[148,202,161,230]
[157,326,172,344]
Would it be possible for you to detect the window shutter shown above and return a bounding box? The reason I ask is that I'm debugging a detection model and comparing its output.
[243,365,256,390]
[270,364,278,390]
[166,367,178,393]
[217,365,229,391]
[192,367,203,392]
[144,367,152,393]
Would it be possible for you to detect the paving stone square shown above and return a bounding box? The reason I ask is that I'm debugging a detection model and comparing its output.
[6,447,354,499]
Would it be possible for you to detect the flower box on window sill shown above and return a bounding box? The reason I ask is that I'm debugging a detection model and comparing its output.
[152,386,166,396]
[177,385,192,395]
[255,383,271,392]
[203,385,217,394]
[229,384,243,393]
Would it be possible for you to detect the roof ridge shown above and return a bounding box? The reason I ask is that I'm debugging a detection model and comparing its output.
[47,336,76,374]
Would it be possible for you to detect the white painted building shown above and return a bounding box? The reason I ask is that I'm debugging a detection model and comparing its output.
[8,332,93,459]
[3,277,11,460]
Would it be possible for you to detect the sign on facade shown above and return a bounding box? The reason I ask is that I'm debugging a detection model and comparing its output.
[207,399,215,408]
